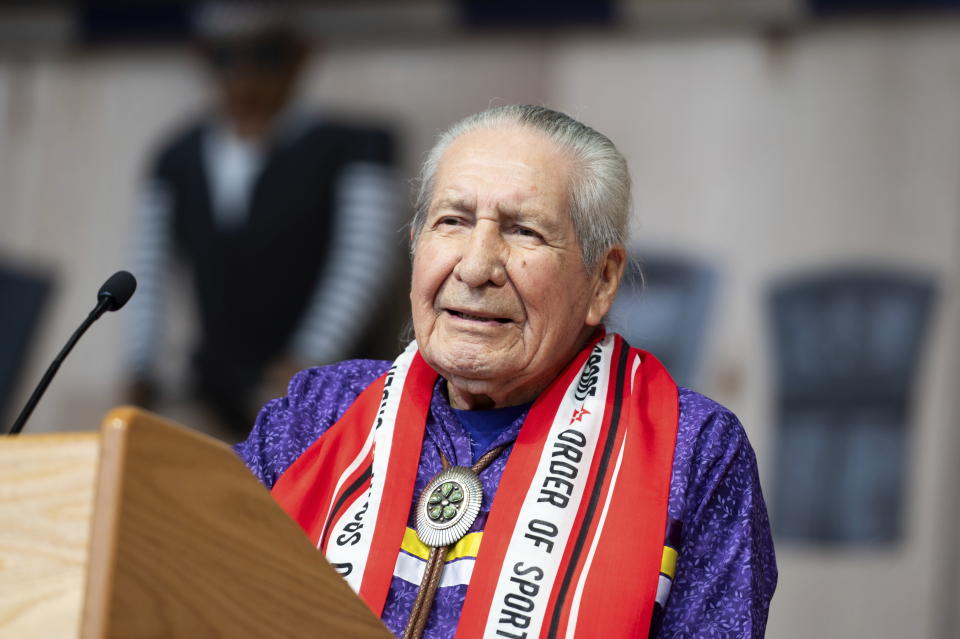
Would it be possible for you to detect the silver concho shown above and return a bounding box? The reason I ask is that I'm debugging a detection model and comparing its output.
[415,466,483,548]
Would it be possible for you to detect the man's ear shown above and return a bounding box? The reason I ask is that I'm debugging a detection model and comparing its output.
[586,244,627,326]
[409,224,422,256]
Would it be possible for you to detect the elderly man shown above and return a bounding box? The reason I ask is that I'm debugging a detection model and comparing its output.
[236,105,777,638]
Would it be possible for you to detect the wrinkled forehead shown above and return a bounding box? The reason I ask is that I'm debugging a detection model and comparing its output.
[430,125,576,209]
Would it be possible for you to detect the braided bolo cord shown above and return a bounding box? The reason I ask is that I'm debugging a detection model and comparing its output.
[403,443,510,639]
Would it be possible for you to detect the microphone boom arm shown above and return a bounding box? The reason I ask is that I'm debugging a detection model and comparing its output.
[6,271,136,436]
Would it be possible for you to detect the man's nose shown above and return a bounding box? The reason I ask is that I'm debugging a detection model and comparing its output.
[454,222,507,288]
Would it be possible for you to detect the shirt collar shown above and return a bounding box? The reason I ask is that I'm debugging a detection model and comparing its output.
[425,378,529,467]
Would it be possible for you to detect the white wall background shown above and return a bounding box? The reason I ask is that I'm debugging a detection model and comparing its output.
[1,18,958,639]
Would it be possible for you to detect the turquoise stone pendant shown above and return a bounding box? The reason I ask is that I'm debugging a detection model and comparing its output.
[415,466,483,548]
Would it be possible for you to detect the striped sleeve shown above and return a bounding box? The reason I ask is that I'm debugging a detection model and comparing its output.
[288,161,400,364]
[124,178,173,376]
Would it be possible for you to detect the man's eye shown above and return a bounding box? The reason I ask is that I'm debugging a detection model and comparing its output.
[511,226,542,239]
[437,216,462,226]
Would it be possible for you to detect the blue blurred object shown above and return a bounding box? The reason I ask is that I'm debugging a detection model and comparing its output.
[458,0,614,28]
[607,253,716,389]
[0,261,54,424]
[77,4,192,44]
[809,0,960,17]
[768,269,936,544]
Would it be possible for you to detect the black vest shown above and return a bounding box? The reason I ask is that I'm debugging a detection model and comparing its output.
[152,117,394,389]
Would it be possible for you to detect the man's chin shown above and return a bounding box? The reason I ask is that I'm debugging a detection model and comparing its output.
[427,353,515,390]
[432,359,510,387]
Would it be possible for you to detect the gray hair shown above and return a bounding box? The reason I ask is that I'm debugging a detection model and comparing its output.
[411,105,631,270]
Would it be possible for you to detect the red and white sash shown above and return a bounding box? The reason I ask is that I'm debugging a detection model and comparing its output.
[272,332,679,638]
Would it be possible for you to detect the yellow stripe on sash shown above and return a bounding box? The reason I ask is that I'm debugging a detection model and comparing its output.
[660,546,678,579]
[401,526,483,562]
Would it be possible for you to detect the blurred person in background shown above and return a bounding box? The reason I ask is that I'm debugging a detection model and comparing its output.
[125,5,399,437]
[237,105,776,638]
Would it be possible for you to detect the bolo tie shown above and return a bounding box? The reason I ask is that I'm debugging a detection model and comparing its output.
[403,442,510,639]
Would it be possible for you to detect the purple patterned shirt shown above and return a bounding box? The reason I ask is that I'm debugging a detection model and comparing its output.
[235,360,777,638]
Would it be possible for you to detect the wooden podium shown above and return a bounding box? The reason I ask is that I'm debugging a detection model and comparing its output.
[0,407,392,638]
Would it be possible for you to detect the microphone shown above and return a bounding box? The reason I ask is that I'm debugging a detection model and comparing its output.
[94,269,137,317]
[7,270,137,436]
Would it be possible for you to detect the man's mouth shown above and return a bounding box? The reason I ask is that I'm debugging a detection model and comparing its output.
[446,309,513,324]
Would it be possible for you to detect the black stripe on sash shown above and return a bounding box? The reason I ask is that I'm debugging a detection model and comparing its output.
[547,343,630,639]
[320,462,373,550]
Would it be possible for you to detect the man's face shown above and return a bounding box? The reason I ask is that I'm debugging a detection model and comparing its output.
[410,126,620,409]
[205,35,303,137]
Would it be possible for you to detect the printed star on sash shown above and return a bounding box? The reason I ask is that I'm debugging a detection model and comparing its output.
[569,406,591,425]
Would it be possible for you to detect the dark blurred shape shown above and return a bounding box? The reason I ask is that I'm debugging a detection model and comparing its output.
[809,0,960,17]
[202,31,300,72]
[0,260,53,424]
[769,269,936,544]
[607,253,716,389]
[458,0,614,29]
